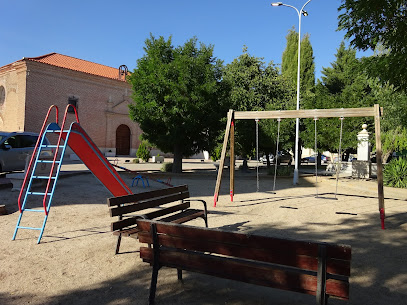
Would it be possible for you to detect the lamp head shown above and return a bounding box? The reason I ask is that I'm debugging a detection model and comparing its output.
[302,10,308,16]
[271,2,283,6]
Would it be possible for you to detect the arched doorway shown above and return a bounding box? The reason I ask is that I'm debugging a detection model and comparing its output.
[116,124,131,155]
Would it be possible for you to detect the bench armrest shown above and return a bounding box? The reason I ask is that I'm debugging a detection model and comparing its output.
[184,199,208,219]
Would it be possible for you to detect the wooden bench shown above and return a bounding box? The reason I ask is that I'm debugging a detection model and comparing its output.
[136,219,352,305]
[107,185,207,254]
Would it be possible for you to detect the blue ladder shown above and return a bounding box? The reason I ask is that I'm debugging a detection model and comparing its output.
[12,122,72,243]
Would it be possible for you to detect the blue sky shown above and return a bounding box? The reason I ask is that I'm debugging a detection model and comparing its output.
[1,0,371,80]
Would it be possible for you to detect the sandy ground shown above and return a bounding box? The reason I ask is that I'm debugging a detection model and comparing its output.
[1,159,407,305]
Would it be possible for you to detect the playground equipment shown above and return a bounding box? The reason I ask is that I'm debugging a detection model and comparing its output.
[110,163,173,187]
[214,105,386,229]
[12,105,132,243]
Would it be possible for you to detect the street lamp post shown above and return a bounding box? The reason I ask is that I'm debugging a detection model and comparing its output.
[271,0,312,185]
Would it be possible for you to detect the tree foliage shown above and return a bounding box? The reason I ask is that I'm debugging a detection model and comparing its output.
[338,0,407,90]
[282,28,315,91]
[301,42,376,158]
[128,35,229,172]
[223,47,296,160]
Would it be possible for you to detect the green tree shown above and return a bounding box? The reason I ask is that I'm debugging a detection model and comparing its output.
[301,42,376,160]
[224,47,295,162]
[338,0,407,90]
[128,35,229,173]
[370,81,407,162]
[281,28,315,163]
[282,28,315,91]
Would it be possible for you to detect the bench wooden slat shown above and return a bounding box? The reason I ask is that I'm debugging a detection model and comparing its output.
[140,247,349,300]
[111,202,192,231]
[110,192,189,217]
[107,185,189,206]
[112,227,140,237]
[143,202,191,220]
[111,215,141,232]
[138,231,350,276]
[136,220,351,261]
[158,209,205,224]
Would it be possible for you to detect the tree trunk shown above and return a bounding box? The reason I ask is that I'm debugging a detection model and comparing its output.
[172,144,183,173]
[383,151,392,164]
[317,152,322,166]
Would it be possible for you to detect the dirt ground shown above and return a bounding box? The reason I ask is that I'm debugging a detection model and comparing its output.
[1,160,407,305]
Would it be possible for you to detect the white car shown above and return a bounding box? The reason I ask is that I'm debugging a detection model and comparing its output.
[0,131,52,172]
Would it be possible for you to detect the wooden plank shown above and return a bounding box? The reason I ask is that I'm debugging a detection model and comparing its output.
[213,110,234,206]
[234,107,376,120]
[112,215,141,231]
[374,104,385,218]
[158,209,205,223]
[142,202,191,220]
[138,232,350,276]
[136,220,351,261]
[111,202,191,231]
[140,247,349,300]
[110,192,189,217]
[112,227,140,237]
[107,185,188,206]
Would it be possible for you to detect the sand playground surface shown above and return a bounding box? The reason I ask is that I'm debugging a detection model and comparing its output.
[1,158,407,305]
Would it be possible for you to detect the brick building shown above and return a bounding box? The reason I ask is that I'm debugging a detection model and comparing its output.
[0,53,142,156]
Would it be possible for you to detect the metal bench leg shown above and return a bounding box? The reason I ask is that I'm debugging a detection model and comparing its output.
[149,223,160,305]
[115,234,122,255]
[177,269,183,281]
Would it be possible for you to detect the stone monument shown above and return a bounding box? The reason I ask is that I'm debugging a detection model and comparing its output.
[352,124,371,178]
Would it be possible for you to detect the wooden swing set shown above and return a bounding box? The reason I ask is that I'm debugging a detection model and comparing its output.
[213,104,386,229]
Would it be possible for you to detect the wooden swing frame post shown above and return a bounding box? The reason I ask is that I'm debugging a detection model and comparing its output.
[213,105,385,229]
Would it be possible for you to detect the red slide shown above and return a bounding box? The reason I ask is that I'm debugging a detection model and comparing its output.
[62,123,132,197]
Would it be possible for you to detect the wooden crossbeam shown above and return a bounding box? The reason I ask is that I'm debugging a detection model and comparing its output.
[234,107,378,120]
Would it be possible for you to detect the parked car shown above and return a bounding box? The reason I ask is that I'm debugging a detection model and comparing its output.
[0,131,52,172]
[276,150,293,165]
[301,154,329,164]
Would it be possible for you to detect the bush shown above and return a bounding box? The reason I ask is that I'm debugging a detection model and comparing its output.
[383,157,407,188]
[136,141,150,162]
[133,158,140,163]
[161,162,173,172]
[267,165,293,177]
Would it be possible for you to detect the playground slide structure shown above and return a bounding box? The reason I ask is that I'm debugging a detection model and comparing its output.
[12,105,132,243]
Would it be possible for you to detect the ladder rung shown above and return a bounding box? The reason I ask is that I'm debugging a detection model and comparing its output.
[45,130,69,133]
[37,160,61,163]
[16,226,42,230]
[41,145,59,148]
[32,176,57,179]
[27,192,52,196]
[23,208,46,212]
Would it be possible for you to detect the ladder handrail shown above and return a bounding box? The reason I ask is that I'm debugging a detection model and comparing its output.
[17,105,59,213]
[42,104,79,214]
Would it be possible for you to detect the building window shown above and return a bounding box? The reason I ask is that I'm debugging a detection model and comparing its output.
[68,96,78,113]
[0,86,5,105]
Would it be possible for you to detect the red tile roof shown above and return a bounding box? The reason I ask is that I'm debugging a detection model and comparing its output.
[22,53,127,81]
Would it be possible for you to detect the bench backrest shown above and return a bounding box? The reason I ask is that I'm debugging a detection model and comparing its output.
[108,185,190,231]
[136,219,351,301]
